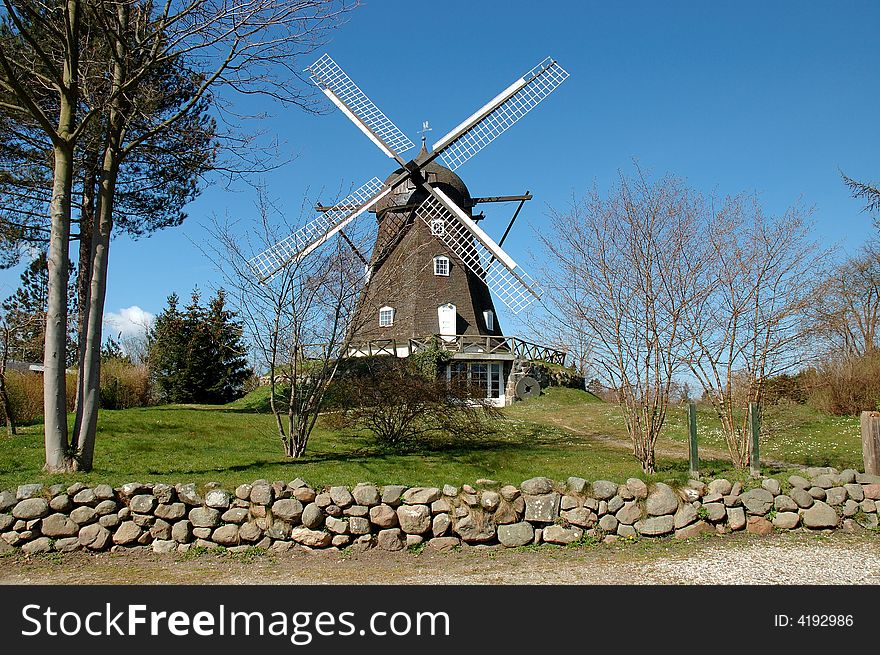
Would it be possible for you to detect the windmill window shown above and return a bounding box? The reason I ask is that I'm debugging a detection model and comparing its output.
[433,256,450,276]
[430,219,445,236]
[483,310,494,331]
[378,306,394,327]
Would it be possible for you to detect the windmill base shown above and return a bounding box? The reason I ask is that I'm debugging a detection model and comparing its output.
[347,334,564,407]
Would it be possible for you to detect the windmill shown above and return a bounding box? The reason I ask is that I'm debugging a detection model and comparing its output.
[249,54,570,405]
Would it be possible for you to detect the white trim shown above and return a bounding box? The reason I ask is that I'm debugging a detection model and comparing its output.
[323,88,396,158]
[296,186,393,262]
[431,187,517,269]
[378,305,394,327]
[433,255,450,276]
[432,77,528,152]
[483,310,494,331]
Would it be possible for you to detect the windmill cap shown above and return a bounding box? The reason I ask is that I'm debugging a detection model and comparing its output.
[374,159,472,214]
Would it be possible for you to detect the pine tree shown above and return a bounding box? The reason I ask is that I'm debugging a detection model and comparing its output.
[147,289,251,404]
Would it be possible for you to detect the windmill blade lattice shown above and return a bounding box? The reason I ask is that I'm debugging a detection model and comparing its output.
[307,54,415,159]
[248,177,390,281]
[432,57,569,171]
[415,193,541,314]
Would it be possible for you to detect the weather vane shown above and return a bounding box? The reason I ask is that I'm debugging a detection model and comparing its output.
[419,120,432,148]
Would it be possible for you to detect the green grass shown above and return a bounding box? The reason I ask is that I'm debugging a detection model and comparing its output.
[0,386,863,493]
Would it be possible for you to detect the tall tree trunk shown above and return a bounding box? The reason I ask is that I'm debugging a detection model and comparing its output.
[44,0,81,473]
[73,151,98,440]
[75,155,118,469]
[75,3,127,470]
[44,141,75,472]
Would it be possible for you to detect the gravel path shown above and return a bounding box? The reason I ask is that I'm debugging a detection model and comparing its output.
[2,531,878,585]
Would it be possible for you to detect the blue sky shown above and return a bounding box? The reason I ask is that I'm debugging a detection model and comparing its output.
[2,0,878,340]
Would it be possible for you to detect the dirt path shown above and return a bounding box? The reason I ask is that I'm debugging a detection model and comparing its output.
[2,532,877,585]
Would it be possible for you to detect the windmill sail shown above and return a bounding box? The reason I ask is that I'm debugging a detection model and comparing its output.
[432,57,569,171]
[416,189,541,314]
[307,54,415,160]
[248,178,391,281]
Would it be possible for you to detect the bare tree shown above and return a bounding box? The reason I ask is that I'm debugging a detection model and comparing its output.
[206,186,369,457]
[809,241,880,357]
[540,169,707,473]
[682,195,830,468]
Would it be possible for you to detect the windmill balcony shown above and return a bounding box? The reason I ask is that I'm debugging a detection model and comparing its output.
[347,334,567,365]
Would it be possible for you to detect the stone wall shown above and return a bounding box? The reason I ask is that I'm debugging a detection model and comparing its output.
[1,467,879,556]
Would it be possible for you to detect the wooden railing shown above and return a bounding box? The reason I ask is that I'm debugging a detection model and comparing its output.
[348,334,567,366]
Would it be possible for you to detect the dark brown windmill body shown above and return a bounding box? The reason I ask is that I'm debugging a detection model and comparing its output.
[352,154,502,343]
[250,54,571,405]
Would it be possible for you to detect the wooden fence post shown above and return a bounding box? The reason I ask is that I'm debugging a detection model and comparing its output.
[749,401,760,476]
[862,411,880,475]
[688,402,699,479]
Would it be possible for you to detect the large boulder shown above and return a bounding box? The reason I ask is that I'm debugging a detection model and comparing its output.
[12,498,49,520]
[211,525,239,546]
[591,480,618,500]
[22,537,53,555]
[204,490,231,510]
[523,493,560,523]
[542,524,583,545]
[432,513,451,537]
[396,505,431,534]
[40,513,79,538]
[129,494,157,514]
[301,503,325,529]
[402,487,441,505]
[329,486,354,508]
[150,501,184,521]
[290,526,332,548]
[369,504,398,529]
[112,521,142,545]
[616,501,643,525]
[746,516,773,535]
[802,501,839,529]
[453,513,496,543]
[352,484,381,507]
[172,521,192,543]
[772,512,800,530]
[635,515,674,536]
[561,507,596,528]
[625,478,648,499]
[789,487,814,509]
[16,484,44,500]
[0,490,17,513]
[674,520,714,540]
[727,507,746,530]
[176,483,203,506]
[645,483,679,516]
[272,498,304,523]
[521,477,554,495]
[249,484,273,506]
[189,507,221,528]
[739,488,774,515]
[707,479,732,496]
[376,528,405,551]
[673,504,698,529]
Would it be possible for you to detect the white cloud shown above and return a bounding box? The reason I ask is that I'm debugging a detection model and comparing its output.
[103,306,155,340]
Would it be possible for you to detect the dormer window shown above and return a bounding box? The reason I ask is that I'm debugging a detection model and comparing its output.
[433,256,450,276]
[379,306,394,327]
[483,310,494,331]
